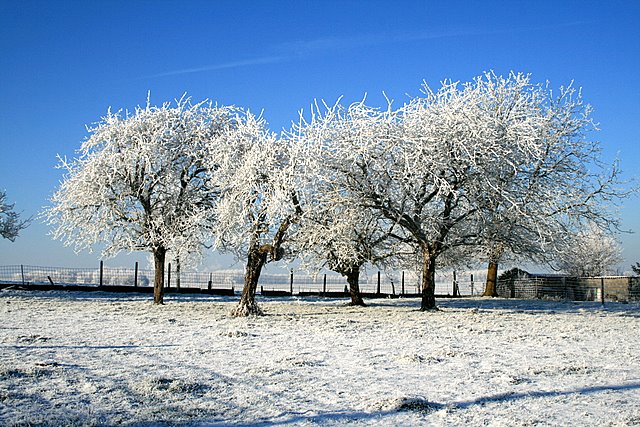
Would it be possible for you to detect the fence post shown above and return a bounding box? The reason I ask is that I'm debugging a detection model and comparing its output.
[323,274,327,296]
[208,273,212,290]
[134,262,138,287]
[21,264,25,286]
[391,280,395,295]
[401,271,405,295]
[290,270,294,295]
[470,273,474,296]
[377,271,381,295]
[453,270,459,297]
[99,261,103,287]
[600,277,605,306]
[167,263,171,289]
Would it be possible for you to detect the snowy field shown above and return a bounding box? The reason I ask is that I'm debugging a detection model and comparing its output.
[1,290,639,426]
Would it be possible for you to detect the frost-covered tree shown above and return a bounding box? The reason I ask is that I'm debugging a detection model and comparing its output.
[293,199,400,306]
[555,223,622,276]
[289,106,406,306]
[470,74,630,296]
[0,190,30,241]
[45,97,234,304]
[295,89,505,311]
[208,112,303,316]
[631,262,640,276]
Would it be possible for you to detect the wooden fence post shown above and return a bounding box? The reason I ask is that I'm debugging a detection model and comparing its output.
[290,270,294,295]
[401,271,405,296]
[600,277,605,306]
[208,273,212,290]
[167,263,171,289]
[453,270,459,297]
[377,271,381,295]
[323,273,327,296]
[99,261,103,287]
[134,262,138,287]
[21,264,25,286]
[470,273,474,296]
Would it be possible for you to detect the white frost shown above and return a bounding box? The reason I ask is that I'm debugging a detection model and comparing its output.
[1,290,639,426]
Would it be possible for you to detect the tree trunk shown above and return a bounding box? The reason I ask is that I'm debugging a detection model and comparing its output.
[153,247,166,305]
[344,266,366,307]
[176,258,181,290]
[420,248,437,311]
[231,243,268,317]
[482,261,499,297]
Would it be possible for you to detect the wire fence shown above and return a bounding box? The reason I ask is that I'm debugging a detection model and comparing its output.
[497,275,640,302]
[6,263,636,302]
[0,263,485,297]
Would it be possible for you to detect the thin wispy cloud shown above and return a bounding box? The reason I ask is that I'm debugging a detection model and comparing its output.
[275,21,590,56]
[144,21,589,79]
[143,56,285,79]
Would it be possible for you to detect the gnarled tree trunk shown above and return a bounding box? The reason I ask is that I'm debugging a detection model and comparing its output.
[344,266,366,307]
[482,261,499,297]
[231,242,268,317]
[153,246,167,305]
[420,247,437,311]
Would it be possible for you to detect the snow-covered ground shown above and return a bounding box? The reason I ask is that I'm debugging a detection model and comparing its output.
[1,290,639,426]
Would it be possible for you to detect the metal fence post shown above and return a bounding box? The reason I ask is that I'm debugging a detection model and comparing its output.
[601,277,605,306]
[377,271,381,295]
[401,271,405,295]
[208,273,212,290]
[21,264,25,286]
[470,273,474,296]
[167,263,171,289]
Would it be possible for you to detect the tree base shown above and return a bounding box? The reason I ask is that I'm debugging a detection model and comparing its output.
[481,291,498,298]
[346,300,367,307]
[230,300,264,317]
[419,306,440,312]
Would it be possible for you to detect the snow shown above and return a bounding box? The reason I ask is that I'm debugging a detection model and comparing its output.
[1,290,639,426]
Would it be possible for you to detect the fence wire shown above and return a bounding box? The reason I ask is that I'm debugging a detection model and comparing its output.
[0,264,485,296]
[497,275,640,302]
[6,264,635,302]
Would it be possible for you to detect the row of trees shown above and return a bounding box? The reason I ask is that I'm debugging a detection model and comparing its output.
[45,73,632,314]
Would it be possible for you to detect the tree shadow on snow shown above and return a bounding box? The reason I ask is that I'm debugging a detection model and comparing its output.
[447,381,640,410]
[434,297,640,315]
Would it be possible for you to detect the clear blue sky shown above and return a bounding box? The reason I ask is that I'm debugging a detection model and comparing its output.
[1,0,639,272]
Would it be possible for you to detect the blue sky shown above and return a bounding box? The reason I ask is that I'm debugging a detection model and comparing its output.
[1,0,639,272]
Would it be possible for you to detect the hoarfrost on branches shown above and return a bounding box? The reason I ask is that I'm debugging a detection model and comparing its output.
[0,190,30,241]
[207,111,303,316]
[293,72,634,310]
[45,96,235,304]
[556,223,623,276]
[289,101,409,306]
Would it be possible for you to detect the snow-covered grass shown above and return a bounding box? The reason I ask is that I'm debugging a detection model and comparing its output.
[1,290,639,426]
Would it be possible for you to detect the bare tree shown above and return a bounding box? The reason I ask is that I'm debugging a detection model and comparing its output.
[45,97,231,304]
[0,190,30,241]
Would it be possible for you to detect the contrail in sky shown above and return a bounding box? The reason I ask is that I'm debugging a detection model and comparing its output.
[144,21,589,79]
[143,56,285,78]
